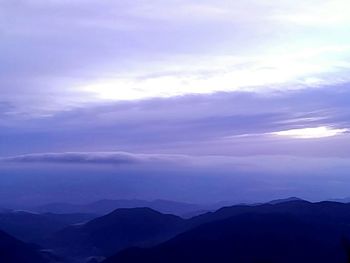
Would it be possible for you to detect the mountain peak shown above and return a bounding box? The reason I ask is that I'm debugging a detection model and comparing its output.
[268,197,305,205]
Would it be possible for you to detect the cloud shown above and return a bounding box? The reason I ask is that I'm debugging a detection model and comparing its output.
[0,152,189,165]
[1,0,350,116]
[1,1,350,160]
[2,151,350,178]
[271,0,350,27]
[1,84,350,158]
[271,126,349,139]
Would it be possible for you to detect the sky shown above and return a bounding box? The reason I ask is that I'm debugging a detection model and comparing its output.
[1,0,350,206]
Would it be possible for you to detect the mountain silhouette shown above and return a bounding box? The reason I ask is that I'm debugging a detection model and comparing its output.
[47,207,186,259]
[7,199,350,262]
[188,200,350,227]
[0,229,48,263]
[40,199,350,262]
[0,210,96,242]
[33,199,201,216]
[103,213,350,263]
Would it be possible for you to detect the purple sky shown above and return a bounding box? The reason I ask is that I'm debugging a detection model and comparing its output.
[1,0,350,205]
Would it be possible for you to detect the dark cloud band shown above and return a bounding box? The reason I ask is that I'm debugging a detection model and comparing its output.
[0,152,188,165]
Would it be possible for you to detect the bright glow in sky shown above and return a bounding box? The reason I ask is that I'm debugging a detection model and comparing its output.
[80,45,350,101]
[2,0,350,113]
[272,127,349,139]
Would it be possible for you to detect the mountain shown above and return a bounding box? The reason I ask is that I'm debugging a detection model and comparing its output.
[33,199,201,216]
[0,210,96,242]
[45,200,350,261]
[180,209,212,219]
[0,229,49,263]
[268,196,304,204]
[103,213,350,263]
[47,207,186,260]
[188,200,350,227]
[329,197,350,203]
[33,199,350,262]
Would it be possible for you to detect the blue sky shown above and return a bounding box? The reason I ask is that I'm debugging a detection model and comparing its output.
[1,0,350,205]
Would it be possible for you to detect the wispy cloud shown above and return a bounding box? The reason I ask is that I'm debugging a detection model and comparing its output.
[0,152,189,165]
[80,47,350,102]
[1,85,350,158]
[271,127,349,139]
[1,0,350,116]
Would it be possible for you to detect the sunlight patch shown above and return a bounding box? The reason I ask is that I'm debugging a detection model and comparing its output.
[271,126,349,139]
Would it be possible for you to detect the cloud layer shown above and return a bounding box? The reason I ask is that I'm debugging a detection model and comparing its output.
[2,85,349,158]
[1,1,350,204]
[1,0,350,116]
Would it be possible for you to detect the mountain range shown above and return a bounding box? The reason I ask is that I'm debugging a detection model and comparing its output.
[3,198,350,262]
[32,199,202,217]
[104,213,349,263]
[103,200,350,263]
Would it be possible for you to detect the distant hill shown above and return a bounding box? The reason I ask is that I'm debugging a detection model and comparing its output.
[0,229,48,263]
[329,197,350,203]
[33,199,201,216]
[103,213,350,263]
[0,210,96,242]
[47,207,186,259]
[188,200,350,227]
[268,196,304,204]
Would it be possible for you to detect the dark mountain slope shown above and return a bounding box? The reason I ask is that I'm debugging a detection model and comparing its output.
[104,213,350,263]
[44,200,350,261]
[189,200,350,227]
[48,207,186,258]
[0,229,48,263]
[0,211,96,242]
